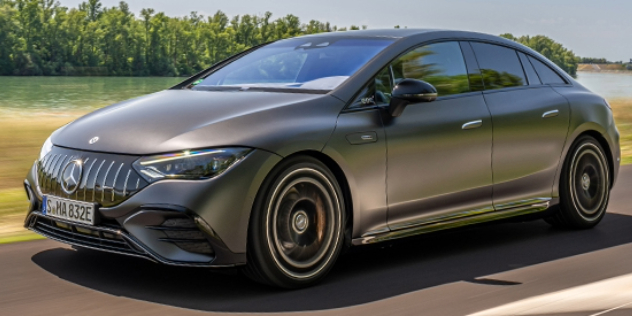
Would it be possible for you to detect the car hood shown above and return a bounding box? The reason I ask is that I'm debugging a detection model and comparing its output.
[53,90,344,156]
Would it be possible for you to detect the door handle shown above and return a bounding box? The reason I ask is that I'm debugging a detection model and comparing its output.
[462,120,483,130]
[542,109,559,118]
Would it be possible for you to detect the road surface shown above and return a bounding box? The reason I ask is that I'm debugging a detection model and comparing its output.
[2,165,632,316]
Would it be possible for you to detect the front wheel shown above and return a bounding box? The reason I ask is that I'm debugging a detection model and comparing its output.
[546,135,610,229]
[243,156,345,288]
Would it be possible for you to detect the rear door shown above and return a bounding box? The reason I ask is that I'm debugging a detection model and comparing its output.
[469,42,570,208]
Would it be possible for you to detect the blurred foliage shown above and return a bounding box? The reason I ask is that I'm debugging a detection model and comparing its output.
[500,33,580,77]
[581,57,609,64]
[0,0,367,76]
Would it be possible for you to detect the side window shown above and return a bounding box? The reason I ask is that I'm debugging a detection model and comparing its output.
[459,41,485,92]
[528,56,567,85]
[391,42,470,97]
[470,42,527,90]
[518,52,541,85]
[349,67,392,108]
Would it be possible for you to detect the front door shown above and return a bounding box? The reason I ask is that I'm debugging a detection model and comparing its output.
[384,41,494,230]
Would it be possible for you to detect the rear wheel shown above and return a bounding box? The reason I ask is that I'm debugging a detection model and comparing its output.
[243,156,345,288]
[545,135,610,229]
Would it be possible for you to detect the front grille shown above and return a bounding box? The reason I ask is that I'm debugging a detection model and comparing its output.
[31,215,140,255]
[37,146,149,207]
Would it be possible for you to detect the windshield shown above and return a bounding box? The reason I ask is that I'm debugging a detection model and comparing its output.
[193,38,394,92]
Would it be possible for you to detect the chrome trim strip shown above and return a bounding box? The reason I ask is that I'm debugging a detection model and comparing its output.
[384,206,496,235]
[101,161,115,202]
[76,158,89,200]
[44,154,61,191]
[462,119,483,130]
[92,160,106,202]
[354,199,552,245]
[136,178,140,190]
[83,159,97,200]
[122,170,131,197]
[53,155,69,195]
[111,163,124,201]
[494,198,552,211]
[27,212,226,268]
[38,154,52,186]
[542,109,559,118]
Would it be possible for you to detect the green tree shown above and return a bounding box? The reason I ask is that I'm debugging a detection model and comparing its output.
[501,33,580,77]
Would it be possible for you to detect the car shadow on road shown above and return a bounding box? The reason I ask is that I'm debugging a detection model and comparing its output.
[32,213,632,313]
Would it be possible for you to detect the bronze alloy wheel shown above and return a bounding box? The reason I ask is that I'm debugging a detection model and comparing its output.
[266,168,341,278]
[244,156,345,288]
[546,136,610,229]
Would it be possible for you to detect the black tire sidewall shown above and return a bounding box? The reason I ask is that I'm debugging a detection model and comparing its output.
[559,135,610,228]
[246,156,346,288]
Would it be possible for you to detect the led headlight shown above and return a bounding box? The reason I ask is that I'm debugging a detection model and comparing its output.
[132,148,252,183]
[39,136,53,160]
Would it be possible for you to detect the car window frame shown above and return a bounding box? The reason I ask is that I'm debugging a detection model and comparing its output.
[526,54,570,86]
[343,39,484,113]
[464,40,570,93]
[468,41,530,91]
[343,37,573,113]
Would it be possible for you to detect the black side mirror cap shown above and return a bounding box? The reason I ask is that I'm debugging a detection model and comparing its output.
[388,79,438,117]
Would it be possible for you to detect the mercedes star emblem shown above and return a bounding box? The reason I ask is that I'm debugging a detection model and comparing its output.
[61,160,83,195]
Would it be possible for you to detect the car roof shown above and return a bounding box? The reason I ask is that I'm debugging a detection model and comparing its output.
[295,28,496,39]
[297,28,443,39]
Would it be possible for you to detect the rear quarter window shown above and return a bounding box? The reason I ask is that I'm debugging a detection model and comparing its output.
[528,56,567,85]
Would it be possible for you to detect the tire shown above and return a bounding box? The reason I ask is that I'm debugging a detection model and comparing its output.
[545,135,610,229]
[243,156,346,288]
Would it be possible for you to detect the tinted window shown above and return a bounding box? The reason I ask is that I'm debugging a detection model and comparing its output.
[518,52,541,85]
[459,42,484,91]
[350,67,393,108]
[195,38,394,91]
[470,42,526,90]
[528,56,566,85]
[392,42,470,97]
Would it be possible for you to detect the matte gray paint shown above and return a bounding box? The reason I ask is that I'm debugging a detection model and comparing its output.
[25,29,621,266]
[384,93,494,229]
[53,90,344,157]
[483,86,571,206]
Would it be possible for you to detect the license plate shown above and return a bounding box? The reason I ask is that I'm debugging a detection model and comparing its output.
[42,195,97,226]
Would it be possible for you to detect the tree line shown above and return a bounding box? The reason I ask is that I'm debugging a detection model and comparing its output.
[0,0,580,77]
[500,34,580,77]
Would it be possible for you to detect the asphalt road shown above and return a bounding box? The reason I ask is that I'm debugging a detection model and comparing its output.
[2,165,632,316]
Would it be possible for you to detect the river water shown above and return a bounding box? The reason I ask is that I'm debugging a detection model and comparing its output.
[0,73,629,112]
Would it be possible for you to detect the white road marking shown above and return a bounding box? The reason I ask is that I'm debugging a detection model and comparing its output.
[468,273,632,316]
[589,301,632,316]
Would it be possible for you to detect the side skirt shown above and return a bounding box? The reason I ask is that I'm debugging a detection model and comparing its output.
[352,198,553,246]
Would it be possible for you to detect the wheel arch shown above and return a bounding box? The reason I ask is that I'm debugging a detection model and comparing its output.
[554,127,616,198]
[282,150,354,245]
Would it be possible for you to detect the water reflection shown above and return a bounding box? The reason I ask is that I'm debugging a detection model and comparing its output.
[0,77,181,112]
[576,72,632,100]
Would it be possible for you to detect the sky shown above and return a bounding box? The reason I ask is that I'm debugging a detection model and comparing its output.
[62,0,632,62]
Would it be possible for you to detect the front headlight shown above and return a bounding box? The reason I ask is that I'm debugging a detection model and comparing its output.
[39,136,53,160]
[132,148,252,183]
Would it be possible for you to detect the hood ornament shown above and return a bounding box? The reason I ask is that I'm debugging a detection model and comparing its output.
[89,137,99,145]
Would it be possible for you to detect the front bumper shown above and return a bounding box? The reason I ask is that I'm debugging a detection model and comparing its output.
[24,149,282,267]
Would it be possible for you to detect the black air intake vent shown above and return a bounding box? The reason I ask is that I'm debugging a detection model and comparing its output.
[151,217,214,255]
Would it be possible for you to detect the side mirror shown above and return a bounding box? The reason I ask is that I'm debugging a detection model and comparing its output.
[388,79,438,117]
